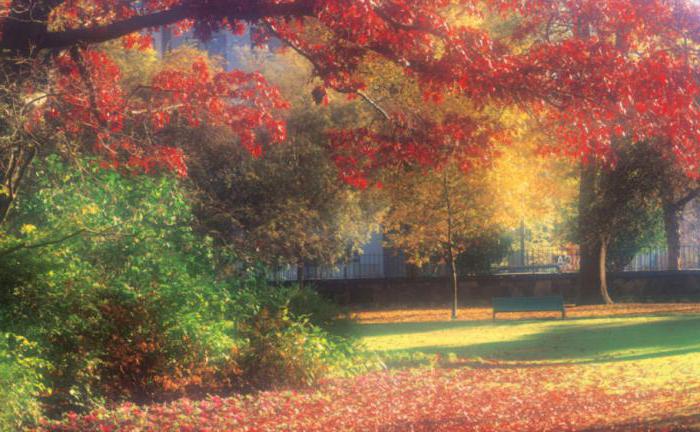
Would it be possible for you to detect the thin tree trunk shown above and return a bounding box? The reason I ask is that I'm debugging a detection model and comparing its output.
[296,262,305,289]
[0,145,36,224]
[0,195,13,225]
[598,239,614,305]
[442,169,458,319]
[663,205,683,271]
[449,253,458,320]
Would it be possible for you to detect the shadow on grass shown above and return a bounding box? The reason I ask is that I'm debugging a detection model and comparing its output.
[362,315,700,364]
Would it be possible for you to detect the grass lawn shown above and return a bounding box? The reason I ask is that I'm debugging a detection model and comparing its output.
[351,304,700,430]
[355,305,700,365]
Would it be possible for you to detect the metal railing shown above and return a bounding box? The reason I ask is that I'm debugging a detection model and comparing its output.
[272,245,700,281]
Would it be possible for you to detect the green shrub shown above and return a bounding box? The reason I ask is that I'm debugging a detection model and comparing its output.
[228,282,345,329]
[286,284,348,329]
[0,156,370,422]
[0,156,235,414]
[0,333,46,431]
[236,305,376,389]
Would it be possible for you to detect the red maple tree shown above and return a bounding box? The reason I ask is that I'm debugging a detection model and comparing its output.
[2,1,700,303]
[0,0,495,222]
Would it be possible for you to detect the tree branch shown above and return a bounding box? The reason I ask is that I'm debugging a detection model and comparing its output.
[0,228,86,257]
[3,1,316,51]
[674,186,700,209]
[263,23,392,120]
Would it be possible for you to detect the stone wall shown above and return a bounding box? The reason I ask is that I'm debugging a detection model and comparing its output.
[305,271,700,307]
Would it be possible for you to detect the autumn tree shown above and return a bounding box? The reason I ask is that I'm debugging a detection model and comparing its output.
[0,0,504,224]
[183,106,382,287]
[382,162,502,319]
[3,1,700,307]
[477,1,700,303]
[650,150,700,271]
[574,141,666,303]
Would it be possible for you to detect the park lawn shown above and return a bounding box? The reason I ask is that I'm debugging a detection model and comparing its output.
[353,305,700,430]
[40,305,700,431]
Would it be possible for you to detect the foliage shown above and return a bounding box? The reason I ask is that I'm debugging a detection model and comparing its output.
[183,103,382,272]
[455,232,513,275]
[606,208,665,272]
[237,308,336,389]
[382,162,503,269]
[174,49,383,273]
[5,0,700,222]
[571,141,666,274]
[0,155,235,413]
[0,333,47,431]
[229,283,375,387]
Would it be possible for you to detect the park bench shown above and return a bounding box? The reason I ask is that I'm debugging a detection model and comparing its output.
[492,295,566,320]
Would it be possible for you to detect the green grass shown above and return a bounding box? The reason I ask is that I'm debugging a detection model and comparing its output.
[357,314,700,365]
[352,313,700,429]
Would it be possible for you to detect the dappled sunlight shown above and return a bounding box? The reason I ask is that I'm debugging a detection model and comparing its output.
[349,308,700,431]
[359,312,700,364]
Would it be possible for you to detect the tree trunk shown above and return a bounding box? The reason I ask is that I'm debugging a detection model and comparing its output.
[296,262,305,289]
[449,253,458,320]
[577,162,605,304]
[0,194,13,225]
[663,205,683,271]
[0,145,37,224]
[598,240,614,305]
[578,238,601,304]
[442,170,459,320]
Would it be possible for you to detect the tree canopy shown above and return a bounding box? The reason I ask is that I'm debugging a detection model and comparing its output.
[4,0,700,186]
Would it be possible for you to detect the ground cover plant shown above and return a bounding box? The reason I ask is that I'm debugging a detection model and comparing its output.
[38,305,700,431]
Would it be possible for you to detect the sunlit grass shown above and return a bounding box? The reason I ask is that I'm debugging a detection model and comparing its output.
[358,314,700,364]
[352,306,700,428]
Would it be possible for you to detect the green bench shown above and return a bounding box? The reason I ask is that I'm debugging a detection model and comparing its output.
[492,295,566,320]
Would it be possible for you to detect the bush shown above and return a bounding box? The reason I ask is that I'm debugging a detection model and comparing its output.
[229,282,372,388]
[0,156,369,424]
[228,281,345,329]
[456,232,512,275]
[287,284,348,329]
[0,333,46,431]
[0,156,235,414]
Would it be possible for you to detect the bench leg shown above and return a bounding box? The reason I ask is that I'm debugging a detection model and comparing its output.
[493,311,497,321]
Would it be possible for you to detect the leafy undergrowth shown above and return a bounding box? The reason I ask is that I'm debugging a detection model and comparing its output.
[353,303,700,323]
[35,361,700,431]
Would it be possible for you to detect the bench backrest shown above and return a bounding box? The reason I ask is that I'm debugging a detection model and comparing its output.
[492,295,564,312]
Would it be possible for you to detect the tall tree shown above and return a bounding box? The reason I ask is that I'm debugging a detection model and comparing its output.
[382,162,501,319]
[3,1,700,307]
[164,50,382,284]
[576,141,665,303]
[4,1,699,195]
[653,151,700,271]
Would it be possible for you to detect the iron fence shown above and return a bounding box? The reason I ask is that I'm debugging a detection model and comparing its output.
[272,245,700,281]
